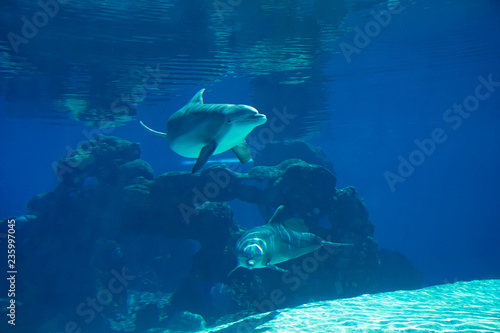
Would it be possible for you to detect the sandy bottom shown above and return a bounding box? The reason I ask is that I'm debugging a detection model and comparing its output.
[200,279,500,333]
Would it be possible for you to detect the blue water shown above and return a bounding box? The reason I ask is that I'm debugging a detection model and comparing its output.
[1,0,500,331]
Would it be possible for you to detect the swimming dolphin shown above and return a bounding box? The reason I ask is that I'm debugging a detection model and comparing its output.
[230,206,351,274]
[140,88,267,173]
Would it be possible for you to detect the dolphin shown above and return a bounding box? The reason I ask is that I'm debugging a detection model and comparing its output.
[230,206,351,274]
[140,88,267,173]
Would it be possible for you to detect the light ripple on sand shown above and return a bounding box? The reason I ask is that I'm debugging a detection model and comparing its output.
[196,279,500,333]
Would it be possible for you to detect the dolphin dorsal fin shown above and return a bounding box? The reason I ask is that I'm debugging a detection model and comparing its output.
[187,88,205,105]
[267,205,286,224]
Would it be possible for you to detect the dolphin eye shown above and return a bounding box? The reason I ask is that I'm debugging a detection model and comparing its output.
[226,119,232,123]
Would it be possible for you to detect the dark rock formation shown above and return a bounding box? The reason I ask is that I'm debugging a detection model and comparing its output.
[377,249,423,292]
[253,141,334,171]
[13,136,421,333]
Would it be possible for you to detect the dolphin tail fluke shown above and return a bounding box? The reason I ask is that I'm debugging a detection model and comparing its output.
[192,140,217,173]
[139,121,167,137]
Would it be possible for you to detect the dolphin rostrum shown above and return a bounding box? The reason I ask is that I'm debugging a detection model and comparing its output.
[140,88,267,173]
[230,206,351,274]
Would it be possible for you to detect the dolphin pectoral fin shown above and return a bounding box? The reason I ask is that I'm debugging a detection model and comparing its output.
[266,263,288,272]
[227,265,240,276]
[231,141,252,163]
[192,140,217,173]
[139,121,167,138]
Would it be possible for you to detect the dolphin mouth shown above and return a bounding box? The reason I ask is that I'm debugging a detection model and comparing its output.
[247,113,267,123]
[252,113,266,119]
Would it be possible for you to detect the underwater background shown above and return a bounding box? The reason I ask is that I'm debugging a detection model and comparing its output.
[1,0,500,332]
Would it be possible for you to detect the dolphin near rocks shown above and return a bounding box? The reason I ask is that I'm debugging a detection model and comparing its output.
[140,88,267,173]
[230,206,351,274]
